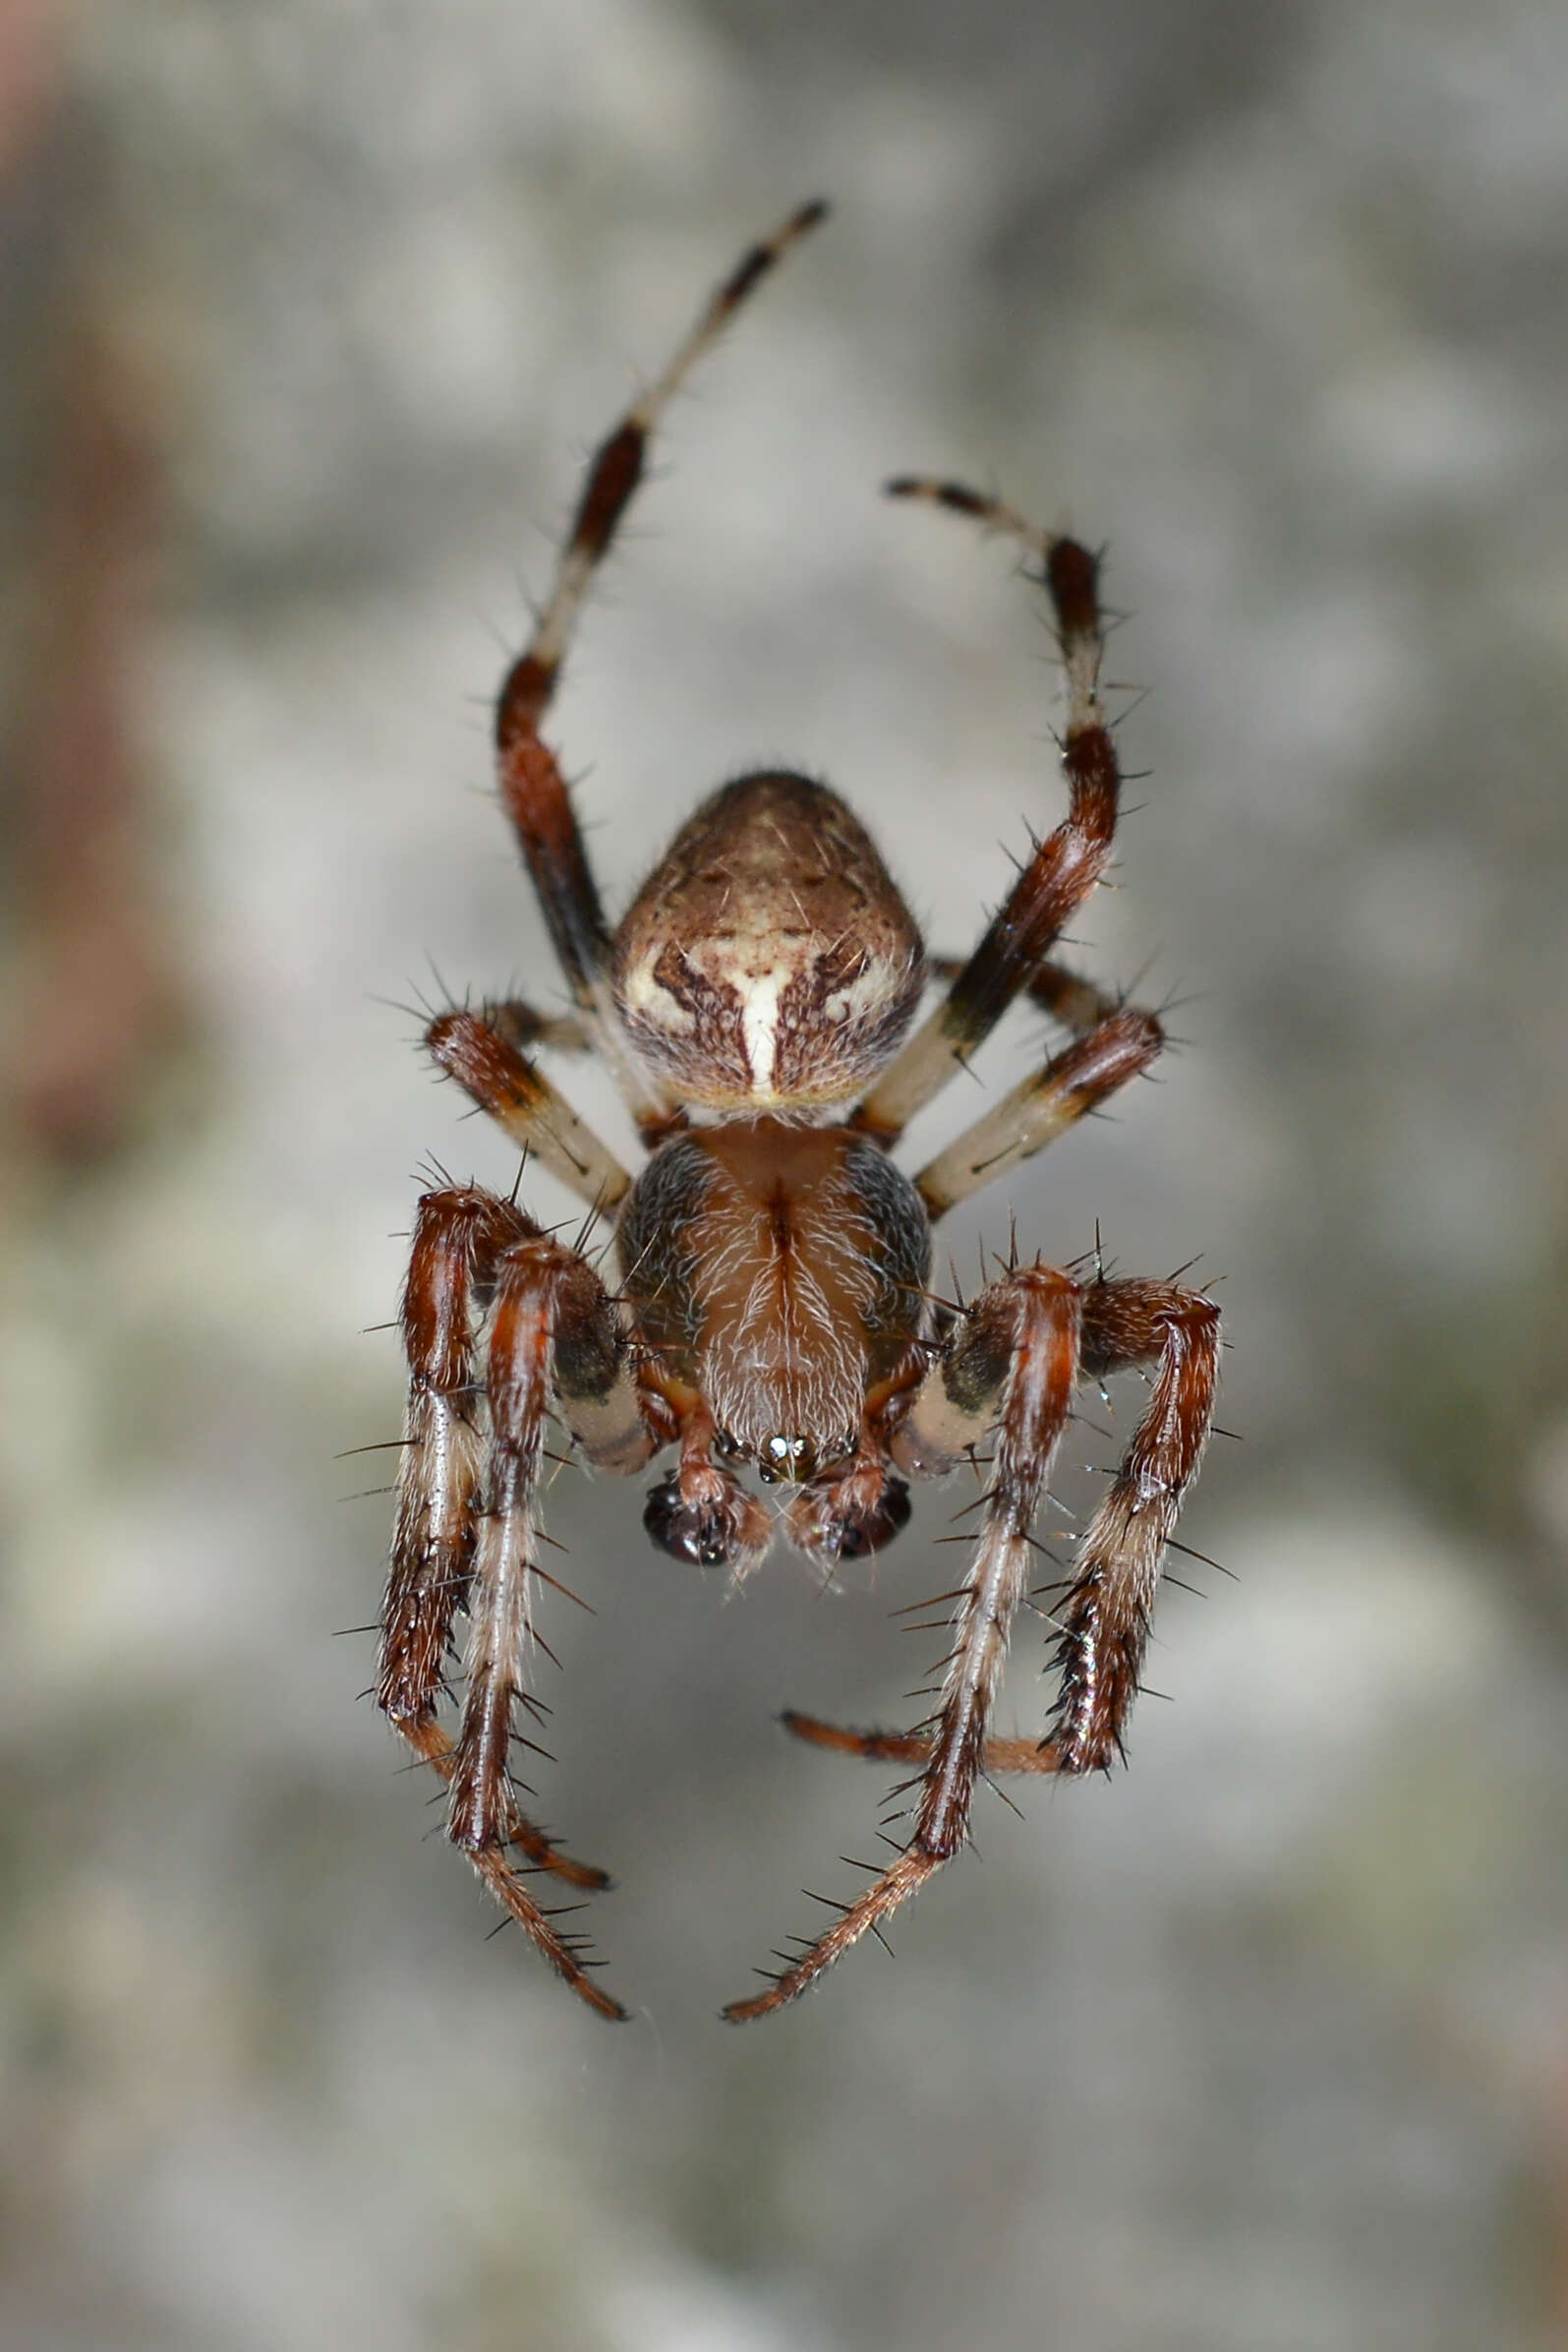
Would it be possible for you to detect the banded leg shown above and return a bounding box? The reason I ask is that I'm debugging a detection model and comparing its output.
[493,201,828,1135]
[855,482,1122,1145]
[913,1005,1163,1219]
[724,1265,1081,2022]
[424,1007,630,1210]
[382,1189,610,1894]
[781,1274,1222,1785]
[1049,1274,1222,1770]
[382,1188,509,1742]
[384,1190,652,2018]
[931,953,1152,1041]
[450,1229,660,2017]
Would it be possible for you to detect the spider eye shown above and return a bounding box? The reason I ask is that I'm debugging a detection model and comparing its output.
[758,1434,818,1485]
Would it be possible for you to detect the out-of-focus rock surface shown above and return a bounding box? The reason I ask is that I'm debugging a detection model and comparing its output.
[3,4,1567,2346]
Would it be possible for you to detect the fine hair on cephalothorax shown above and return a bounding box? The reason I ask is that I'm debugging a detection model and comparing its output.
[375,202,1222,2022]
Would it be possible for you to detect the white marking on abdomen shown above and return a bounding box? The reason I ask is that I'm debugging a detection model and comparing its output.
[739,969,785,1093]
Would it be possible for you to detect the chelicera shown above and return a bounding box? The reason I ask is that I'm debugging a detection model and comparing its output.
[377,203,1222,2022]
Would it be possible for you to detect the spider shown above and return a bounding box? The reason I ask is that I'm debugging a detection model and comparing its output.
[377,201,1222,2024]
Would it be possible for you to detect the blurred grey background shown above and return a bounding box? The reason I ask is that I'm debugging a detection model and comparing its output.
[3,3,1567,2347]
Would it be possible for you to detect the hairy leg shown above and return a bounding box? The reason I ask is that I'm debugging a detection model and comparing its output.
[382,1188,610,1892]
[448,1229,659,2016]
[913,1005,1163,1218]
[782,1713,1062,1773]
[780,1271,1222,1784]
[724,1264,1081,2021]
[1049,1273,1222,1770]
[382,1187,511,1741]
[383,1188,653,2018]
[930,953,1155,1040]
[855,484,1122,1145]
[493,202,828,1139]
[424,1006,631,1210]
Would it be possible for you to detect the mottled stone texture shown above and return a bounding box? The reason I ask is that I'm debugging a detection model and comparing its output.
[3,4,1568,2348]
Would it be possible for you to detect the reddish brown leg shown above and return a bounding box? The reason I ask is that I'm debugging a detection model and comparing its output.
[383,1189,513,1737]
[382,1189,651,2019]
[423,1007,631,1210]
[780,1274,1222,1787]
[929,953,1151,1042]
[724,1265,1082,2022]
[1049,1274,1222,1770]
[855,486,1122,1145]
[492,202,827,1138]
[383,1188,611,1891]
[781,1714,1065,1774]
[912,955,1168,1216]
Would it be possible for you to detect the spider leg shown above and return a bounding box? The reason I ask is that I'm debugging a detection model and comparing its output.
[854,483,1120,1146]
[1050,1273,1222,1770]
[723,1265,1081,2022]
[485,998,595,1056]
[383,1186,612,1890]
[424,1006,631,1210]
[781,1714,1063,1774]
[930,954,1151,1041]
[494,201,828,1143]
[778,1274,1221,1784]
[912,1004,1163,1219]
[383,1188,653,2018]
[382,1188,513,1740]
[450,1227,663,2017]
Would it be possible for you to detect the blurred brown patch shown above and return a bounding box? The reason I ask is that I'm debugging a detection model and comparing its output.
[3,124,186,1164]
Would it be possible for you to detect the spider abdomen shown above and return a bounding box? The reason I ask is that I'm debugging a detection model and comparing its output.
[611,772,925,1115]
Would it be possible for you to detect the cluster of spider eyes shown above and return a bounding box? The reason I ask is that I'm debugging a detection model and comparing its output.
[709,1429,861,1484]
[754,1432,855,1483]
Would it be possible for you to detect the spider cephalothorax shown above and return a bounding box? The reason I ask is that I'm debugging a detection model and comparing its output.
[377,203,1221,2022]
